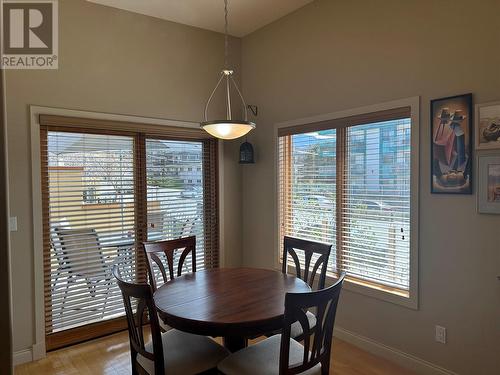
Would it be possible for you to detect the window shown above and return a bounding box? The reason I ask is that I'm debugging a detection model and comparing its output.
[40,116,218,349]
[278,105,416,300]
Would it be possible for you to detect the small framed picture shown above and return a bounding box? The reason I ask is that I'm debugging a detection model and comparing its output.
[477,155,500,214]
[430,93,473,194]
[475,101,500,150]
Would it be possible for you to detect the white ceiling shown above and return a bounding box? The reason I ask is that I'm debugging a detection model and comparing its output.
[87,0,313,37]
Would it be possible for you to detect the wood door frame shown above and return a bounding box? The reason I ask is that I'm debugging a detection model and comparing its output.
[30,105,225,360]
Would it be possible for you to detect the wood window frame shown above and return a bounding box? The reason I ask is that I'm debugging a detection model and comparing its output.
[275,97,420,310]
[38,113,220,351]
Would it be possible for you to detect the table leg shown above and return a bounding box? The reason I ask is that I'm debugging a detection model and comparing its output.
[223,336,247,352]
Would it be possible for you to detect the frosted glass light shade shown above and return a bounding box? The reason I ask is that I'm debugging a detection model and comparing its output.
[201,120,256,140]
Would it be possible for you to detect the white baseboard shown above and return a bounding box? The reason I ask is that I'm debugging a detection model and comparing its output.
[32,341,46,361]
[334,327,458,375]
[13,341,46,367]
[13,348,32,366]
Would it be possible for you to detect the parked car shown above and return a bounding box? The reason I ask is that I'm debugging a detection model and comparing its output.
[353,199,395,220]
[303,194,335,210]
[181,187,202,198]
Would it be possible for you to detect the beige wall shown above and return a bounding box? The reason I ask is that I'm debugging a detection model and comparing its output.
[7,0,500,372]
[5,0,242,353]
[241,0,500,374]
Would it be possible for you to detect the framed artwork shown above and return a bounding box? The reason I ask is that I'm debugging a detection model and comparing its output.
[477,155,500,214]
[431,93,473,194]
[475,101,500,150]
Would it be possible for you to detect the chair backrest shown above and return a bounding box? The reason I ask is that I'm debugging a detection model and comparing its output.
[282,236,332,290]
[279,273,345,375]
[113,266,164,375]
[50,229,66,269]
[142,236,196,291]
[54,227,106,277]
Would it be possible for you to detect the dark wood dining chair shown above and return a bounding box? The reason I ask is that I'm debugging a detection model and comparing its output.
[280,236,333,340]
[218,273,345,375]
[142,236,196,292]
[142,236,196,332]
[113,265,229,375]
[282,236,332,290]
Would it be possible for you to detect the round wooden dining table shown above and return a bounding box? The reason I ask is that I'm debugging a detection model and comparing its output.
[153,267,310,352]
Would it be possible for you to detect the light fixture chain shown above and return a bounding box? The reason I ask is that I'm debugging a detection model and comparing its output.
[224,0,228,68]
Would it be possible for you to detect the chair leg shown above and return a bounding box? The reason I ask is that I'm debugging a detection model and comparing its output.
[321,357,331,375]
[60,276,73,316]
[130,350,139,375]
[101,279,112,318]
[51,268,62,292]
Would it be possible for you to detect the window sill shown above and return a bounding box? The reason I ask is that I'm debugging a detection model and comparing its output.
[326,273,418,310]
[279,263,417,310]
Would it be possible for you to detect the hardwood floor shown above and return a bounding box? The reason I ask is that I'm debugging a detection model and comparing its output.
[15,331,416,375]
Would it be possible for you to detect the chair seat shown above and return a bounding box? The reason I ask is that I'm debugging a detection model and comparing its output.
[290,310,316,339]
[264,310,316,340]
[158,318,171,333]
[217,334,321,375]
[137,329,229,375]
[157,309,179,333]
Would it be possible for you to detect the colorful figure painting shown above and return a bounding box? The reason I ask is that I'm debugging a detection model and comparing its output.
[431,94,473,194]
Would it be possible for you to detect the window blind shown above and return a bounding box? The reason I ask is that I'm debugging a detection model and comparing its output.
[41,119,219,349]
[42,131,138,340]
[278,108,412,294]
[341,120,411,290]
[145,138,219,273]
[278,130,337,271]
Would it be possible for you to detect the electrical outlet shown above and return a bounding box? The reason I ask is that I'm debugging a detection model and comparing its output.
[435,325,446,344]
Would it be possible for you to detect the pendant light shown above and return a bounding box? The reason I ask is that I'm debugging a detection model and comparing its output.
[200,0,256,140]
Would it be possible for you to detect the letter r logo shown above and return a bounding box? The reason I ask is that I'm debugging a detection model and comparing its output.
[3,2,53,54]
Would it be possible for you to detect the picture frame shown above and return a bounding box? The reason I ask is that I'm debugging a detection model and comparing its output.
[475,101,500,150]
[430,93,473,194]
[477,154,500,214]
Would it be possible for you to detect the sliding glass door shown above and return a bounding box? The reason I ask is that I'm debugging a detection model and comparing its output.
[41,126,218,350]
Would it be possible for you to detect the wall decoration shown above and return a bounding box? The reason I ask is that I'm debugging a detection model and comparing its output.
[477,155,500,214]
[475,101,500,150]
[431,93,473,194]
